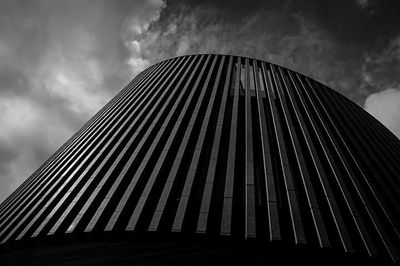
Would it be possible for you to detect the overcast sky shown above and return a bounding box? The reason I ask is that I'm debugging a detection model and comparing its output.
[0,0,399,202]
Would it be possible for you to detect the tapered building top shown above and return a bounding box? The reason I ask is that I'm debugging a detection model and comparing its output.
[0,54,400,265]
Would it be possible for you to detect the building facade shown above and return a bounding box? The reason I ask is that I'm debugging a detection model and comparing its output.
[0,54,399,265]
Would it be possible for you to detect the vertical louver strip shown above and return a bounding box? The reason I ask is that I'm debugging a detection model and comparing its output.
[170,55,224,232]
[147,55,211,232]
[305,80,399,261]
[256,62,281,242]
[196,56,233,234]
[277,67,330,248]
[84,56,197,233]
[221,57,241,236]
[268,64,305,245]
[244,59,256,238]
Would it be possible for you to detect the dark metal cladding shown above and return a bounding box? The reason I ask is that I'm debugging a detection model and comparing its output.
[1,54,400,263]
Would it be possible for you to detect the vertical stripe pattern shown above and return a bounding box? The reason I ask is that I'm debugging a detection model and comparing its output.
[0,54,399,263]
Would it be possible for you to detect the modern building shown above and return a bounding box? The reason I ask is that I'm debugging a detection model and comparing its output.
[0,54,399,265]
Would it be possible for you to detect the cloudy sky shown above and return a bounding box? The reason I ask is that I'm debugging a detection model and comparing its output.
[0,0,399,202]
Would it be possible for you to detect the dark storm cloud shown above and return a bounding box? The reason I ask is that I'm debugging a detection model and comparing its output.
[140,1,354,98]
[134,0,400,135]
[312,0,400,44]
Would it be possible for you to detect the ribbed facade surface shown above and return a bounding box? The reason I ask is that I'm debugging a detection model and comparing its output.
[1,54,400,263]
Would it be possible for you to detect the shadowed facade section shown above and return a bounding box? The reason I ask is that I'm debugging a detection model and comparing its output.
[0,54,400,265]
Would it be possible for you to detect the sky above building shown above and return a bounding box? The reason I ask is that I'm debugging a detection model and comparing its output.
[0,0,399,202]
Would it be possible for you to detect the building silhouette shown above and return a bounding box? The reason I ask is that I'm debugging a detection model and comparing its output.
[0,54,399,265]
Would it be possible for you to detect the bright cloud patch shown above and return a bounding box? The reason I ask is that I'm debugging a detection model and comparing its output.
[122,0,166,76]
[364,88,400,139]
[0,0,167,202]
[0,96,73,201]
